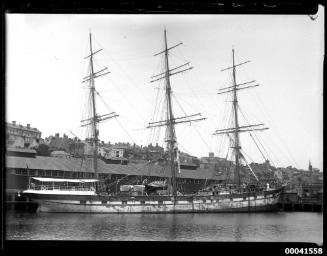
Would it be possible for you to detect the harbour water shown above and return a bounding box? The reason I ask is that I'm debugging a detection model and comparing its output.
[5,211,322,244]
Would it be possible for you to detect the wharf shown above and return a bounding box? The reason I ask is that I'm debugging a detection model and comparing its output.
[278,192,323,212]
[5,189,38,212]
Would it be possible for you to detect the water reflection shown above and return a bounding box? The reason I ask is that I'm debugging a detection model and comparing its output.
[5,212,322,243]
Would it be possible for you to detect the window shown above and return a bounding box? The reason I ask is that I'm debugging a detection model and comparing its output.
[80,200,86,204]
[18,169,28,175]
[116,151,120,157]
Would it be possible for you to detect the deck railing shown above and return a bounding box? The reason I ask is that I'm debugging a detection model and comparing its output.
[28,184,95,192]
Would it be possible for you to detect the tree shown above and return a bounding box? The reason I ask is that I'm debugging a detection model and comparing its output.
[36,144,50,156]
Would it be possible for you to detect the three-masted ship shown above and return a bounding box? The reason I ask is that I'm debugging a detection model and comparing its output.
[22,30,284,213]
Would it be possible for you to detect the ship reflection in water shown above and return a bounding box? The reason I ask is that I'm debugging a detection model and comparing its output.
[6,212,322,244]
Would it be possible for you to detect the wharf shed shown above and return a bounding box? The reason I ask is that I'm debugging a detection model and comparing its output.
[6,155,224,194]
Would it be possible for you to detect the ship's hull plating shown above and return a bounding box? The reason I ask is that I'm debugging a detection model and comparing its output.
[23,190,281,213]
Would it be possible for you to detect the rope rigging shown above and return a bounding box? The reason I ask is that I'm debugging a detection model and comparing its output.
[95,89,136,145]
[238,103,278,168]
[171,93,212,153]
[250,89,299,167]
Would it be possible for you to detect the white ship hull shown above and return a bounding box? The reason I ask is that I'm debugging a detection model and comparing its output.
[24,190,281,213]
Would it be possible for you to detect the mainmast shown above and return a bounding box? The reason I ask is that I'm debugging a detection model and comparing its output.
[231,49,241,187]
[81,32,118,186]
[89,33,99,180]
[214,48,268,188]
[148,29,206,196]
[163,29,178,195]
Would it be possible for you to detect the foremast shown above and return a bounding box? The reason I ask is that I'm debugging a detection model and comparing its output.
[214,48,268,188]
[81,32,118,191]
[148,29,206,196]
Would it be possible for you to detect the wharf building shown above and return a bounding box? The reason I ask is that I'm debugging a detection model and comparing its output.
[6,153,226,202]
[5,129,227,202]
[5,141,275,201]
[8,125,315,202]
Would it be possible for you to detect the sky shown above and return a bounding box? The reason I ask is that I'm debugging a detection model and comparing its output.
[6,8,324,171]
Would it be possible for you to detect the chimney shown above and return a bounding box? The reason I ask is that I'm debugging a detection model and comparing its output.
[209,152,214,158]
[12,121,16,125]
[27,124,30,129]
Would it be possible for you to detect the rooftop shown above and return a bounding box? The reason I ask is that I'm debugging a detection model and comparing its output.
[6,122,41,133]
[6,155,223,181]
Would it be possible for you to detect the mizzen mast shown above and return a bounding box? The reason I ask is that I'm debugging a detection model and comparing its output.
[214,48,268,188]
[81,32,118,184]
[148,29,206,196]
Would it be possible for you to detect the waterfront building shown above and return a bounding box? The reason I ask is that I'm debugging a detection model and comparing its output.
[99,145,128,164]
[5,154,225,200]
[6,121,41,148]
[99,145,125,158]
[200,152,232,174]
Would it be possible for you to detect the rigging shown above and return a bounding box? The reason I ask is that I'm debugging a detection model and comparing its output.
[214,48,268,188]
[148,29,206,196]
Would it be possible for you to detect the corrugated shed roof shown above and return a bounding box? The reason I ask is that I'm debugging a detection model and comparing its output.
[7,147,37,153]
[6,155,223,180]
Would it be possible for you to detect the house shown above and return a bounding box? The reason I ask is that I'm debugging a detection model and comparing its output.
[6,121,41,148]
[99,145,128,164]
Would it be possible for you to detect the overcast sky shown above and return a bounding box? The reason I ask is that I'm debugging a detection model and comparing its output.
[6,8,324,171]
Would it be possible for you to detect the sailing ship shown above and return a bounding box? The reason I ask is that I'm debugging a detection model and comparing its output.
[22,30,284,213]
